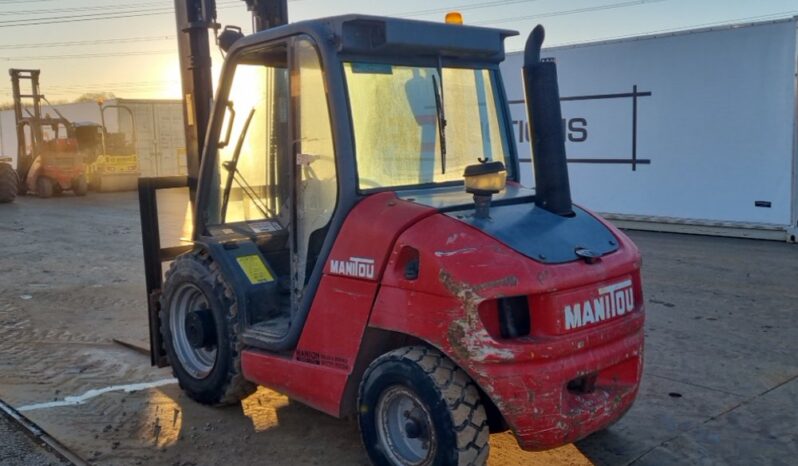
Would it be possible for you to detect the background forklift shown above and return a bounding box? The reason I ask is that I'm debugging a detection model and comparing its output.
[6,69,92,199]
[139,1,645,464]
[86,101,140,192]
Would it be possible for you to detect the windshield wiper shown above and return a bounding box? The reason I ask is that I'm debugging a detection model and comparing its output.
[221,107,272,221]
[432,73,447,174]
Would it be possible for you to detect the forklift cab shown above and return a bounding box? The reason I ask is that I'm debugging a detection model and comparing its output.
[175,16,524,347]
[190,16,520,347]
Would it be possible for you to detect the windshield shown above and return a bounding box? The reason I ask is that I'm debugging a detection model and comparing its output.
[344,63,511,190]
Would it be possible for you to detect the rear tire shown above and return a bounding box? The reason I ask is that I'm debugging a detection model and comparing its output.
[160,249,256,406]
[36,176,53,198]
[72,175,88,196]
[358,346,490,466]
[0,163,17,203]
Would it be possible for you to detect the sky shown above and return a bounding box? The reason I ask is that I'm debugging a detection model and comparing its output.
[0,0,796,104]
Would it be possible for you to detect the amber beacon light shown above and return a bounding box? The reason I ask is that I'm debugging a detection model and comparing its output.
[445,11,464,24]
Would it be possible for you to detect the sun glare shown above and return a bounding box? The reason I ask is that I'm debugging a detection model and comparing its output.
[161,55,183,99]
[158,41,228,100]
[138,389,182,448]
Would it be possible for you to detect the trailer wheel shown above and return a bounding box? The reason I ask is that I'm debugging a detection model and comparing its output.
[358,346,490,466]
[160,250,256,406]
[36,177,53,198]
[0,163,17,203]
[72,175,88,196]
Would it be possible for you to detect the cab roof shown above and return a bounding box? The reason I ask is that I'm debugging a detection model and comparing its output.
[232,14,519,63]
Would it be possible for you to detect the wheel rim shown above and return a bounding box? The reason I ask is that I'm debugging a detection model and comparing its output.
[169,282,217,379]
[376,385,436,465]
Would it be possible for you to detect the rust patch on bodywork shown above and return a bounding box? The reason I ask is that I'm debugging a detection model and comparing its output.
[439,269,518,362]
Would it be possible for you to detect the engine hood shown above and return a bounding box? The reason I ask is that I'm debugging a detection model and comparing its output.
[446,203,618,264]
[398,185,619,264]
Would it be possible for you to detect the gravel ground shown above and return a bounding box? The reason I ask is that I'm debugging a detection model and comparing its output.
[0,191,796,465]
[0,412,70,466]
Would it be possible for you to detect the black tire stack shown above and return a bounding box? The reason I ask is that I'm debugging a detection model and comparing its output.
[0,163,18,204]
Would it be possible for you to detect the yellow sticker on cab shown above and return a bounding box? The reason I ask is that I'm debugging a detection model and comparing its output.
[236,255,274,284]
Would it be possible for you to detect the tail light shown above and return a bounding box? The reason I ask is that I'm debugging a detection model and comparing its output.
[479,296,531,339]
[498,296,530,338]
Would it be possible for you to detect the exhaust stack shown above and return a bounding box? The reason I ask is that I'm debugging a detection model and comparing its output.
[523,25,573,217]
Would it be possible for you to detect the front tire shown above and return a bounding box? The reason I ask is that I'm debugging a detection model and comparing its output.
[72,175,88,196]
[160,250,255,405]
[358,346,490,466]
[36,176,53,198]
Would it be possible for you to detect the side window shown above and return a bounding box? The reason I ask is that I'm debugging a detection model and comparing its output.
[217,44,290,225]
[294,37,337,288]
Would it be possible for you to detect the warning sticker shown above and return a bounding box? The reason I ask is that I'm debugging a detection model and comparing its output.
[236,255,274,284]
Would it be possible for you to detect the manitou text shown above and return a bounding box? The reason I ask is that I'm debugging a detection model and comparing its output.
[564,279,635,330]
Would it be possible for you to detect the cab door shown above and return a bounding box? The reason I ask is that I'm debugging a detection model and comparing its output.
[203,36,337,326]
[213,41,293,285]
[291,37,338,307]
[141,36,340,363]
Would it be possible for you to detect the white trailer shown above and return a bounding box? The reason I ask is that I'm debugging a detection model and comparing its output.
[501,17,798,242]
[0,98,186,179]
[112,99,188,178]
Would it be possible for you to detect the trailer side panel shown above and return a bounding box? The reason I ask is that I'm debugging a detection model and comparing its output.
[502,19,797,230]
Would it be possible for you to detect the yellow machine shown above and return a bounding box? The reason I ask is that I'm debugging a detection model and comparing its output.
[87,102,140,192]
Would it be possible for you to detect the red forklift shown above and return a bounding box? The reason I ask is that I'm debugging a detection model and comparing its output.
[139,1,645,464]
[9,69,92,198]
